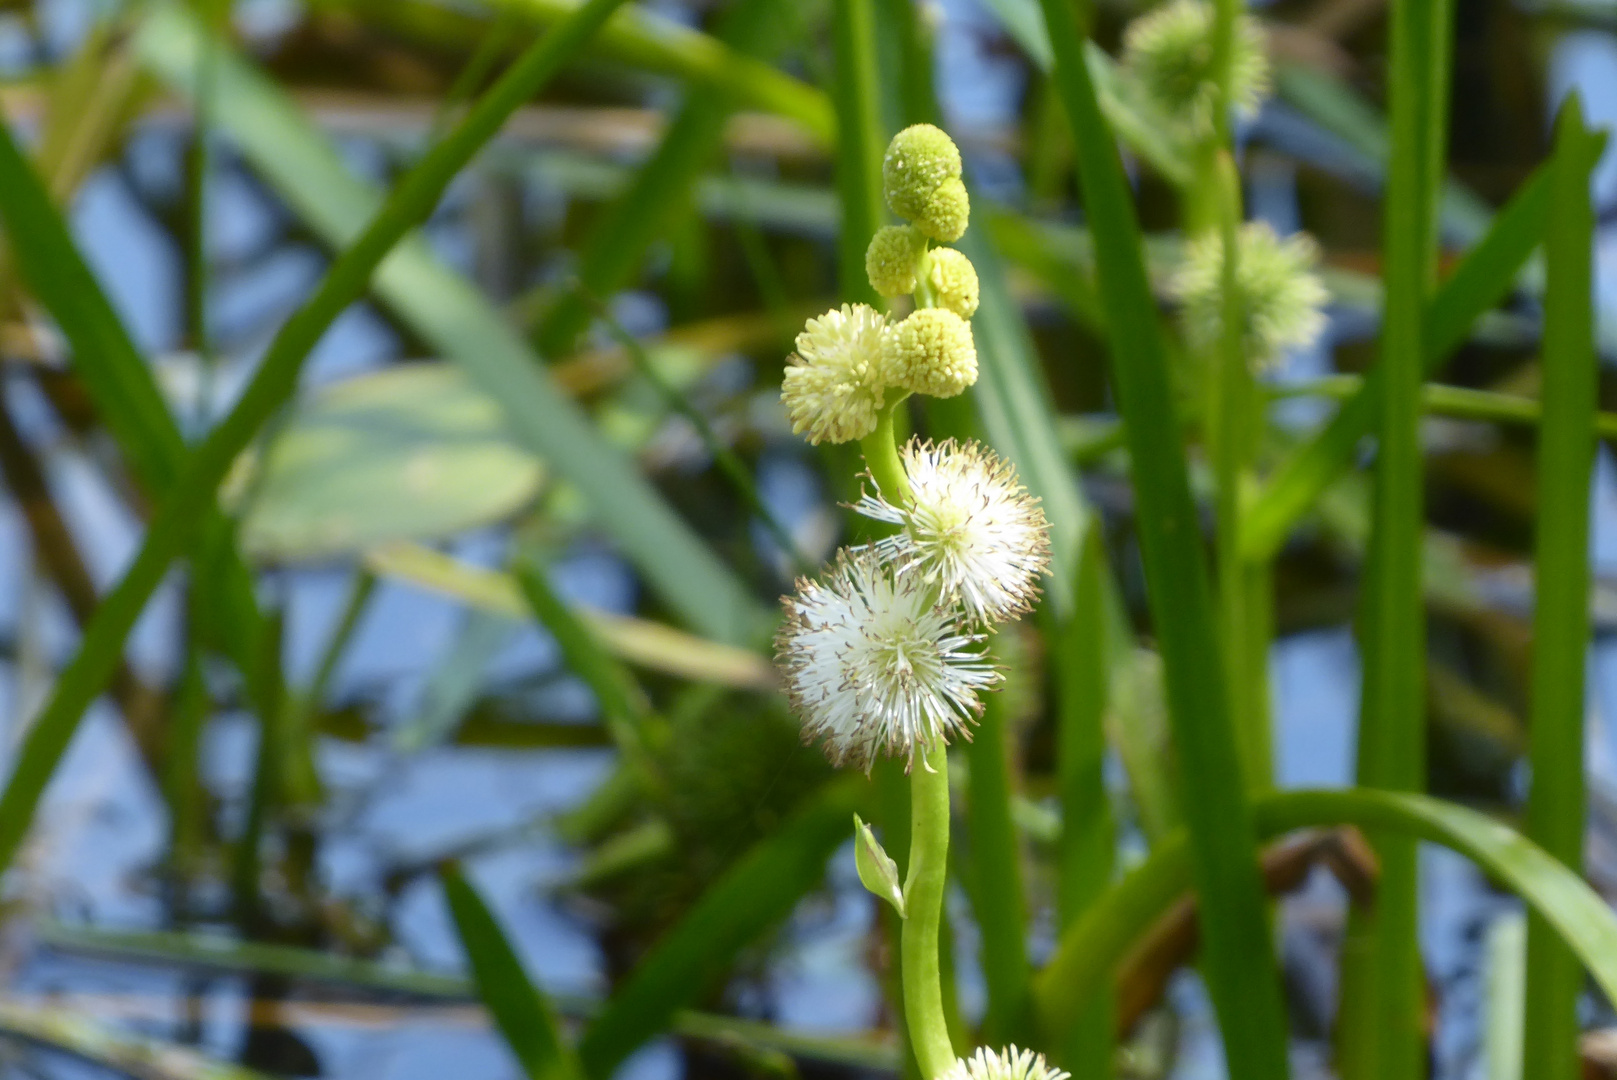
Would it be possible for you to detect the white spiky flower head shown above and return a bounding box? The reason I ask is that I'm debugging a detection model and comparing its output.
[854,439,1051,625]
[776,547,999,770]
[1122,0,1270,134]
[781,303,892,444]
[1170,220,1330,370]
[941,1046,1070,1080]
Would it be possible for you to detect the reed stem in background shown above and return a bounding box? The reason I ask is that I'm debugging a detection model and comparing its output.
[1339,0,1454,1073]
[1521,96,1600,1080]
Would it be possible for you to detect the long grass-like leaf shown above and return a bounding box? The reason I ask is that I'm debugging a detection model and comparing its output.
[1340,0,1454,1072]
[1051,522,1116,1074]
[965,689,1032,1046]
[1033,0,1288,1073]
[830,0,884,304]
[1521,97,1600,1080]
[0,0,630,878]
[576,777,863,1077]
[1035,788,1617,1040]
[441,864,581,1080]
[133,2,771,646]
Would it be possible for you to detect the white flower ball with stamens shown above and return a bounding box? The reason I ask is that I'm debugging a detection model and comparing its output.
[781,303,891,445]
[941,1046,1070,1080]
[776,547,999,770]
[854,439,1052,625]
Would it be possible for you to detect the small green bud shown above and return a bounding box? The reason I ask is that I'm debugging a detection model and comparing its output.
[914,177,970,242]
[1122,0,1270,134]
[883,307,977,399]
[1170,221,1329,370]
[853,814,906,917]
[927,247,979,318]
[865,225,925,297]
[883,123,963,224]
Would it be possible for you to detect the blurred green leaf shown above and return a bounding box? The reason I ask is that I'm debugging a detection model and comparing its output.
[441,863,582,1080]
[239,364,545,561]
[133,3,773,646]
[362,542,777,690]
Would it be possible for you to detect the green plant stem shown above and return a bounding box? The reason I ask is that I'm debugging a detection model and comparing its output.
[861,402,912,505]
[1522,97,1599,1080]
[903,741,956,1077]
[831,0,885,305]
[966,688,1031,1046]
[1340,0,1454,1072]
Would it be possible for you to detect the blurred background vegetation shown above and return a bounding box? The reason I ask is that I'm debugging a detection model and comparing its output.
[0,0,1612,1077]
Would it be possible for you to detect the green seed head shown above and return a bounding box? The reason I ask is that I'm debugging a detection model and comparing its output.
[1170,221,1330,370]
[927,247,979,318]
[883,124,965,229]
[882,307,978,398]
[865,225,925,297]
[1122,0,1270,134]
[915,177,971,242]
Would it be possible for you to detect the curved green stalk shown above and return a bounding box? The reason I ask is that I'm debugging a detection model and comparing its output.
[861,401,913,506]
[903,741,957,1076]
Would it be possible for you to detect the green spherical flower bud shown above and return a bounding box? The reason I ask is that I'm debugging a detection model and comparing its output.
[883,123,963,223]
[927,247,979,318]
[866,225,925,297]
[914,177,971,242]
[1122,0,1270,134]
[883,307,977,398]
[1170,221,1329,370]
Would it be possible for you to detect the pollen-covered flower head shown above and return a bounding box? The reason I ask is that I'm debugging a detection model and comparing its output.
[883,307,977,398]
[1122,0,1270,133]
[776,547,999,770]
[1170,221,1330,369]
[941,1046,1070,1080]
[781,303,891,444]
[883,124,971,241]
[855,439,1051,625]
[927,247,980,318]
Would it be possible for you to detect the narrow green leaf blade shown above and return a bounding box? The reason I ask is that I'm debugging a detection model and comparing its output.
[441,864,581,1080]
[1521,97,1600,1080]
[1034,0,1289,1074]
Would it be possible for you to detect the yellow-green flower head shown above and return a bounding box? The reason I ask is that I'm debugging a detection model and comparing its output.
[866,224,925,297]
[883,125,971,241]
[1122,0,1270,132]
[941,1046,1070,1080]
[781,303,891,444]
[883,307,977,398]
[1170,221,1329,370]
[927,247,979,318]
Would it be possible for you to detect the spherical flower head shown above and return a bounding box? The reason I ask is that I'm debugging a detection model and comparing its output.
[1122,0,1270,133]
[854,439,1051,625]
[914,176,970,241]
[781,303,891,444]
[776,547,999,770]
[866,224,925,297]
[883,307,977,398]
[927,247,979,318]
[883,123,962,222]
[1170,221,1330,370]
[941,1046,1070,1080]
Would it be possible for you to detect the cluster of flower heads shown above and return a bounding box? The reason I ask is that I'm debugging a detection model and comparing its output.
[941,1045,1070,1080]
[1122,0,1270,137]
[781,124,981,447]
[775,125,1051,772]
